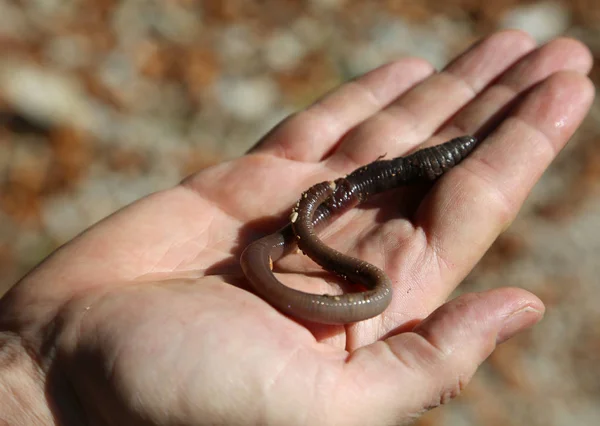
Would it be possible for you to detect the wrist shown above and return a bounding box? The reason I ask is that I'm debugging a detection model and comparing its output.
[0,332,54,425]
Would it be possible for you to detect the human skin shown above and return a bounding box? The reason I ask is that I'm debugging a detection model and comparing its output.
[0,31,594,425]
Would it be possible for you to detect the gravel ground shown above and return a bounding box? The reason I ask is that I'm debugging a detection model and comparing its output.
[1,1,599,425]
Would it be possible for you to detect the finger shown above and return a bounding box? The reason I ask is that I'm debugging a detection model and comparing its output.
[430,37,593,146]
[249,58,435,162]
[334,288,544,424]
[419,71,594,305]
[329,30,537,167]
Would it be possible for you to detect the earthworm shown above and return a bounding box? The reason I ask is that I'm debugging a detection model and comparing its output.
[240,136,479,324]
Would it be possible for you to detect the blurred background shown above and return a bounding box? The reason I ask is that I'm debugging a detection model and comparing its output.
[1,0,599,424]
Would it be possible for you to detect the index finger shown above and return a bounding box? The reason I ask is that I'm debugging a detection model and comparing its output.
[417,70,595,308]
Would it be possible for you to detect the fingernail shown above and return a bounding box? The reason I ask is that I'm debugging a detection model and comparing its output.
[497,305,544,344]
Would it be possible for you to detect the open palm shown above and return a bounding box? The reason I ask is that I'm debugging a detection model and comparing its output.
[0,31,593,425]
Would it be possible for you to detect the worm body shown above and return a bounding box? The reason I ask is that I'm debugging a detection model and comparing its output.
[240,136,479,324]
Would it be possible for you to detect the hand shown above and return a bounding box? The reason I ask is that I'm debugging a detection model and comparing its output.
[0,31,593,425]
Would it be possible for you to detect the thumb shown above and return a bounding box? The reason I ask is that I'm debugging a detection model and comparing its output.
[337,288,544,425]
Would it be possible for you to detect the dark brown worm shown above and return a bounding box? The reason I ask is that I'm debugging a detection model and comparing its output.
[241,136,479,324]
